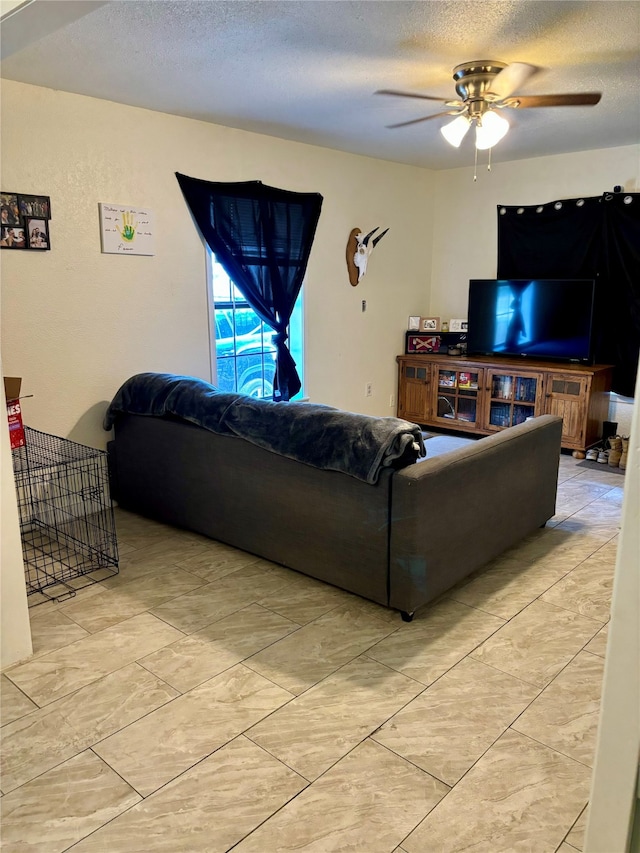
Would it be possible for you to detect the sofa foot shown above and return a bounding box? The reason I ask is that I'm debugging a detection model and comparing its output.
[400,610,414,622]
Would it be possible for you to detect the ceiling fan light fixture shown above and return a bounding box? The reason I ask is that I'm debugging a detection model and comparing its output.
[475,109,509,149]
[440,114,471,147]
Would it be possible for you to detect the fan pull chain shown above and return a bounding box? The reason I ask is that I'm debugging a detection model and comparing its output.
[473,145,478,182]
[488,146,492,171]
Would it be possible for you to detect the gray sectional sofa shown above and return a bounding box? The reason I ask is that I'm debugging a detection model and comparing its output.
[105,374,562,620]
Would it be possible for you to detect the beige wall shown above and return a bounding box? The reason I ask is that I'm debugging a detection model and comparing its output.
[0,376,32,669]
[1,81,637,449]
[430,145,640,320]
[431,145,640,430]
[585,367,640,852]
[0,80,434,448]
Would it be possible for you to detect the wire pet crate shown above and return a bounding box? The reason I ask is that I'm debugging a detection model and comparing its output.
[12,426,119,604]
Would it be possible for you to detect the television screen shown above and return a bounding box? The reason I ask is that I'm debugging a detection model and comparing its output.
[467,279,596,363]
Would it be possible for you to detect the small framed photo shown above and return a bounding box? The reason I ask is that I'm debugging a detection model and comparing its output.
[26,218,50,250]
[408,316,421,331]
[1,224,27,249]
[449,319,468,333]
[18,194,51,220]
[420,316,440,332]
[1,192,21,225]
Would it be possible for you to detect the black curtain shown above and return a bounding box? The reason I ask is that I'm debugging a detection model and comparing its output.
[497,192,640,397]
[176,172,323,401]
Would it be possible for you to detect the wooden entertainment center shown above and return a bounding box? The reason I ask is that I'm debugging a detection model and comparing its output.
[397,353,614,452]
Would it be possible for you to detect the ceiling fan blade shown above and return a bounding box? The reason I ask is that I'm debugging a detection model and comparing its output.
[487,62,540,100]
[386,110,461,129]
[505,92,602,108]
[375,89,447,103]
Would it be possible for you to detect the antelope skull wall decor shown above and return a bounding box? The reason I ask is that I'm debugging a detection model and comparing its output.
[346,226,389,286]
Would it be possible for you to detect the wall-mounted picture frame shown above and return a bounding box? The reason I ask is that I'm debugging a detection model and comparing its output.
[1,225,27,249]
[1,192,21,225]
[18,194,51,220]
[449,319,468,332]
[408,315,421,331]
[1,190,52,250]
[25,217,50,250]
[420,316,440,332]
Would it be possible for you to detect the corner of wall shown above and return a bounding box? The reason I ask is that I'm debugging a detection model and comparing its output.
[1,376,32,669]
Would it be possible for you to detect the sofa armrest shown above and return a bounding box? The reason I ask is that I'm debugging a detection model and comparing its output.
[388,415,563,614]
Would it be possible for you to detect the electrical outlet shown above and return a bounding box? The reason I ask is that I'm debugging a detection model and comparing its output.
[389,393,395,408]
[365,382,373,397]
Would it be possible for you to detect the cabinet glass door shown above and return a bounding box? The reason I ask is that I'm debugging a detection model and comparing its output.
[435,367,481,427]
[486,370,543,429]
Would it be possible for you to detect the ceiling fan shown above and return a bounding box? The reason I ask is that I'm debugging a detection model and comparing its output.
[376,61,602,149]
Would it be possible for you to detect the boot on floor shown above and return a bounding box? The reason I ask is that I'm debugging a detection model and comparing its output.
[619,436,629,470]
[607,435,622,468]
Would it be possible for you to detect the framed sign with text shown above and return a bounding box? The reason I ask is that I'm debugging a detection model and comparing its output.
[99,203,155,255]
[406,334,441,354]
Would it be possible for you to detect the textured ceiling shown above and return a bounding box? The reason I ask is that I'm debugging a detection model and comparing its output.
[2,0,639,169]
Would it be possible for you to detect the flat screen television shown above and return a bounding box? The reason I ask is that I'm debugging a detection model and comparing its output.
[467,278,596,364]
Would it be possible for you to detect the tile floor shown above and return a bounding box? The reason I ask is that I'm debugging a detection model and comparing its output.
[0,437,624,852]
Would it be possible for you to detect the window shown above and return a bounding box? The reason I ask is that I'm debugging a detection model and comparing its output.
[209,255,304,399]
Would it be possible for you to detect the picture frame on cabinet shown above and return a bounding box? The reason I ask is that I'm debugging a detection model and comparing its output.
[449,319,468,333]
[408,316,421,331]
[420,316,440,332]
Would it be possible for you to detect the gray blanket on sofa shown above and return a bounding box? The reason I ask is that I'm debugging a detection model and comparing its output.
[103,373,425,484]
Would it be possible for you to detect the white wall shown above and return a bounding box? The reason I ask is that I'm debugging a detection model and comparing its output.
[0,80,434,449]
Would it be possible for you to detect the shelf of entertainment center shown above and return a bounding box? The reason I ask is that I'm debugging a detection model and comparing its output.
[397,354,614,452]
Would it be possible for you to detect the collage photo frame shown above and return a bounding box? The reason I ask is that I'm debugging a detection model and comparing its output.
[1,192,51,250]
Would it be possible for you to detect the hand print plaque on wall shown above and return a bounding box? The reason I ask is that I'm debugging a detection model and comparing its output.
[99,203,155,255]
